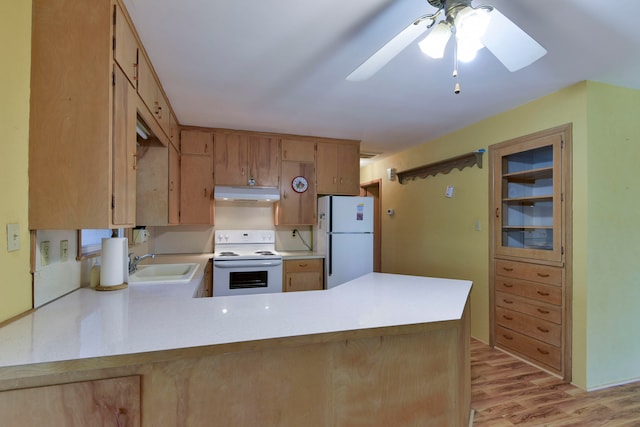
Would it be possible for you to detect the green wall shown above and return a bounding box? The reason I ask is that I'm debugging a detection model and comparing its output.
[585,82,640,388]
[362,81,640,389]
[0,2,33,322]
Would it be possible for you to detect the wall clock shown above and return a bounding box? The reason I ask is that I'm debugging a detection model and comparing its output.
[291,176,309,193]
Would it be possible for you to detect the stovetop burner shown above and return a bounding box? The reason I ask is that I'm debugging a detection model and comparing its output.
[255,251,275,256]
[218,251,239,256]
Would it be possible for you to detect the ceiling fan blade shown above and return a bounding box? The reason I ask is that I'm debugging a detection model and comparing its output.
[347,20,432,81]
[479,8,547,72]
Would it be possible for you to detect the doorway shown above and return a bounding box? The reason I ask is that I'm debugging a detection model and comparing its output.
[360,179,381,272]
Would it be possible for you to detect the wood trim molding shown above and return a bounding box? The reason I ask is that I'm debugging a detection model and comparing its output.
[397,150,485,184]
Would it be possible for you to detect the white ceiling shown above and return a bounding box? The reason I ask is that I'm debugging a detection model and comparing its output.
[123,0,640,161]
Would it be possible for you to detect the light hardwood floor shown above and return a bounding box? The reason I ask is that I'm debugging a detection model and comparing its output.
[471,339,640,426]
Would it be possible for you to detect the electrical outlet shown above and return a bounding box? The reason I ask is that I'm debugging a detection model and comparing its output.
[40,241,51,266]
[292,229,297,238]
[60,240,69,262]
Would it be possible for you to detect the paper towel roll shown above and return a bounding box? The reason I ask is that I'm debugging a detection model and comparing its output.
[98,237,128,290]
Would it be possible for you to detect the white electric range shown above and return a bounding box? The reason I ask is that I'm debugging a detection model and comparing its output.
[212,230,283,296]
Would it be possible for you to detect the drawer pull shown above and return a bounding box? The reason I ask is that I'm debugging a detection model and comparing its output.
[502,267,514,272]
[502,283,513,288]
[503,299,513,304]
[537,348,550,355]
[537,273,550,278]
[298,263,308,267]
[502,334,513,340]
[537,290,550,296]
[502,315,513,321]
[537,308,550,314]
[537,326,550,333]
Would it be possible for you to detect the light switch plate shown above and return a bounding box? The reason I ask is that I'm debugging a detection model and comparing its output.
[6,223,20,251]
[60,240,69,262]
[445,185,454,198]
[40,241,50,266]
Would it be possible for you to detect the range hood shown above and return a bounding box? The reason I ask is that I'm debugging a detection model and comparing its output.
[214,186,280,202]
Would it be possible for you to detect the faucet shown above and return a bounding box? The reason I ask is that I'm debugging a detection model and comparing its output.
[128,253,155,274]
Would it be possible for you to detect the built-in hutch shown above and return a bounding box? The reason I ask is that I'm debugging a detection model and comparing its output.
[489,124,572,381]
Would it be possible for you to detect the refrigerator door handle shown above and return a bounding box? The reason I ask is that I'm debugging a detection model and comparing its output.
[328,234,333,277]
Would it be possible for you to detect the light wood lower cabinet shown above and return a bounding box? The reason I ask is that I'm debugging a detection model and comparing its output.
[0,376,140,427]
[283,258,323,291]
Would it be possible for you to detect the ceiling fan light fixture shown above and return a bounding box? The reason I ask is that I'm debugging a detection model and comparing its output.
[418,21,451,59]
[454,6,491,40]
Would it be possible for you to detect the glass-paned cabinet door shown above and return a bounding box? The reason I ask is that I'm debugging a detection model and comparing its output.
[492,133,563,263]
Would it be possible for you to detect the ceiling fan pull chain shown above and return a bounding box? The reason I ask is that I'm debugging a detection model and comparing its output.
[453,35,461,94]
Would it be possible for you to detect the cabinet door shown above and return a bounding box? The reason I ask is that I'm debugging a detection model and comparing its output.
[277,161,316,225]
[169,142,180,224]
[181,153,213,225]
[284,259,323,291]
[316,142,339,194]
[337,143,360,195]
[281,139,316,162]
[112,65,137,226]
[248,135,280,186]
[0,376,140,427]
[182,129,213,155]
[113,4,138,86]
[213,132,248,186]
[491,132,564,263]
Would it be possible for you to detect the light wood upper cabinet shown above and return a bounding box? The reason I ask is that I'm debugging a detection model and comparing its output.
[112,65,138,226]
[180,130,214,225]
[168,142,181,225]
[281,139,316,162]
[276,161,316,225]
[137,54,171,140]
[29,0,134,229]
[113,3,138,87]
[214,131,279,187]
[317,141,360,195]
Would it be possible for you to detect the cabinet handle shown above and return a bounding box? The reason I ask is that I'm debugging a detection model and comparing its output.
[204,143,209,153]
[537,326,550,333]
[537,290,550,296]
[283,149,287,160]
[203,188,208,197]
[537,348,550,355]
[241,168,245,176]
[502,283,513,288]
[288,277,292,287]
[133,63,138,81]
[495,207,500,218]
[502,334,513,340]
[537,273,550,278]
[502,267,514,272]
[132,153,137,170]
[503,299,513,304]
[502,315,513,321]
[537,308,550,314]
[170,181,174,191]
[299,263,308,268]
[333,177,336,184]
[339,177,343,184]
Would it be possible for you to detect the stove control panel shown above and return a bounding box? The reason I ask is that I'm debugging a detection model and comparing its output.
[215,230,275,245]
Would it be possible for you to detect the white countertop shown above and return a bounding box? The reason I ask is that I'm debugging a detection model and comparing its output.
[0,271,471,370]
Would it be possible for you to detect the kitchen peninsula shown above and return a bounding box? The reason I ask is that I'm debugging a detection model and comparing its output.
[0,271,472,426]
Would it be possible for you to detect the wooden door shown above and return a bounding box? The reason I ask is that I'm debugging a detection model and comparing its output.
[213,131,248,186]
[112,65,137,226]
[248,135,279,186]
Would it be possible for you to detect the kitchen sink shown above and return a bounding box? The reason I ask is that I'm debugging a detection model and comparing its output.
[128,263,199,285]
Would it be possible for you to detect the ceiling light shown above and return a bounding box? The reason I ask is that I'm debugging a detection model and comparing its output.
[456,35,484,62]
[419,21,451,59]
[454,6,491,40]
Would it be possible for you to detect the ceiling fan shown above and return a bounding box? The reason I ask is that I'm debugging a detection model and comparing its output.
[346,0,547,90]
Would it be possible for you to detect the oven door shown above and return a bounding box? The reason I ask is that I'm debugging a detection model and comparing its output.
[213,259,283,296]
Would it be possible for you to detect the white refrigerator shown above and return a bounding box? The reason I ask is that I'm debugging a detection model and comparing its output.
[315,196,374,289]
